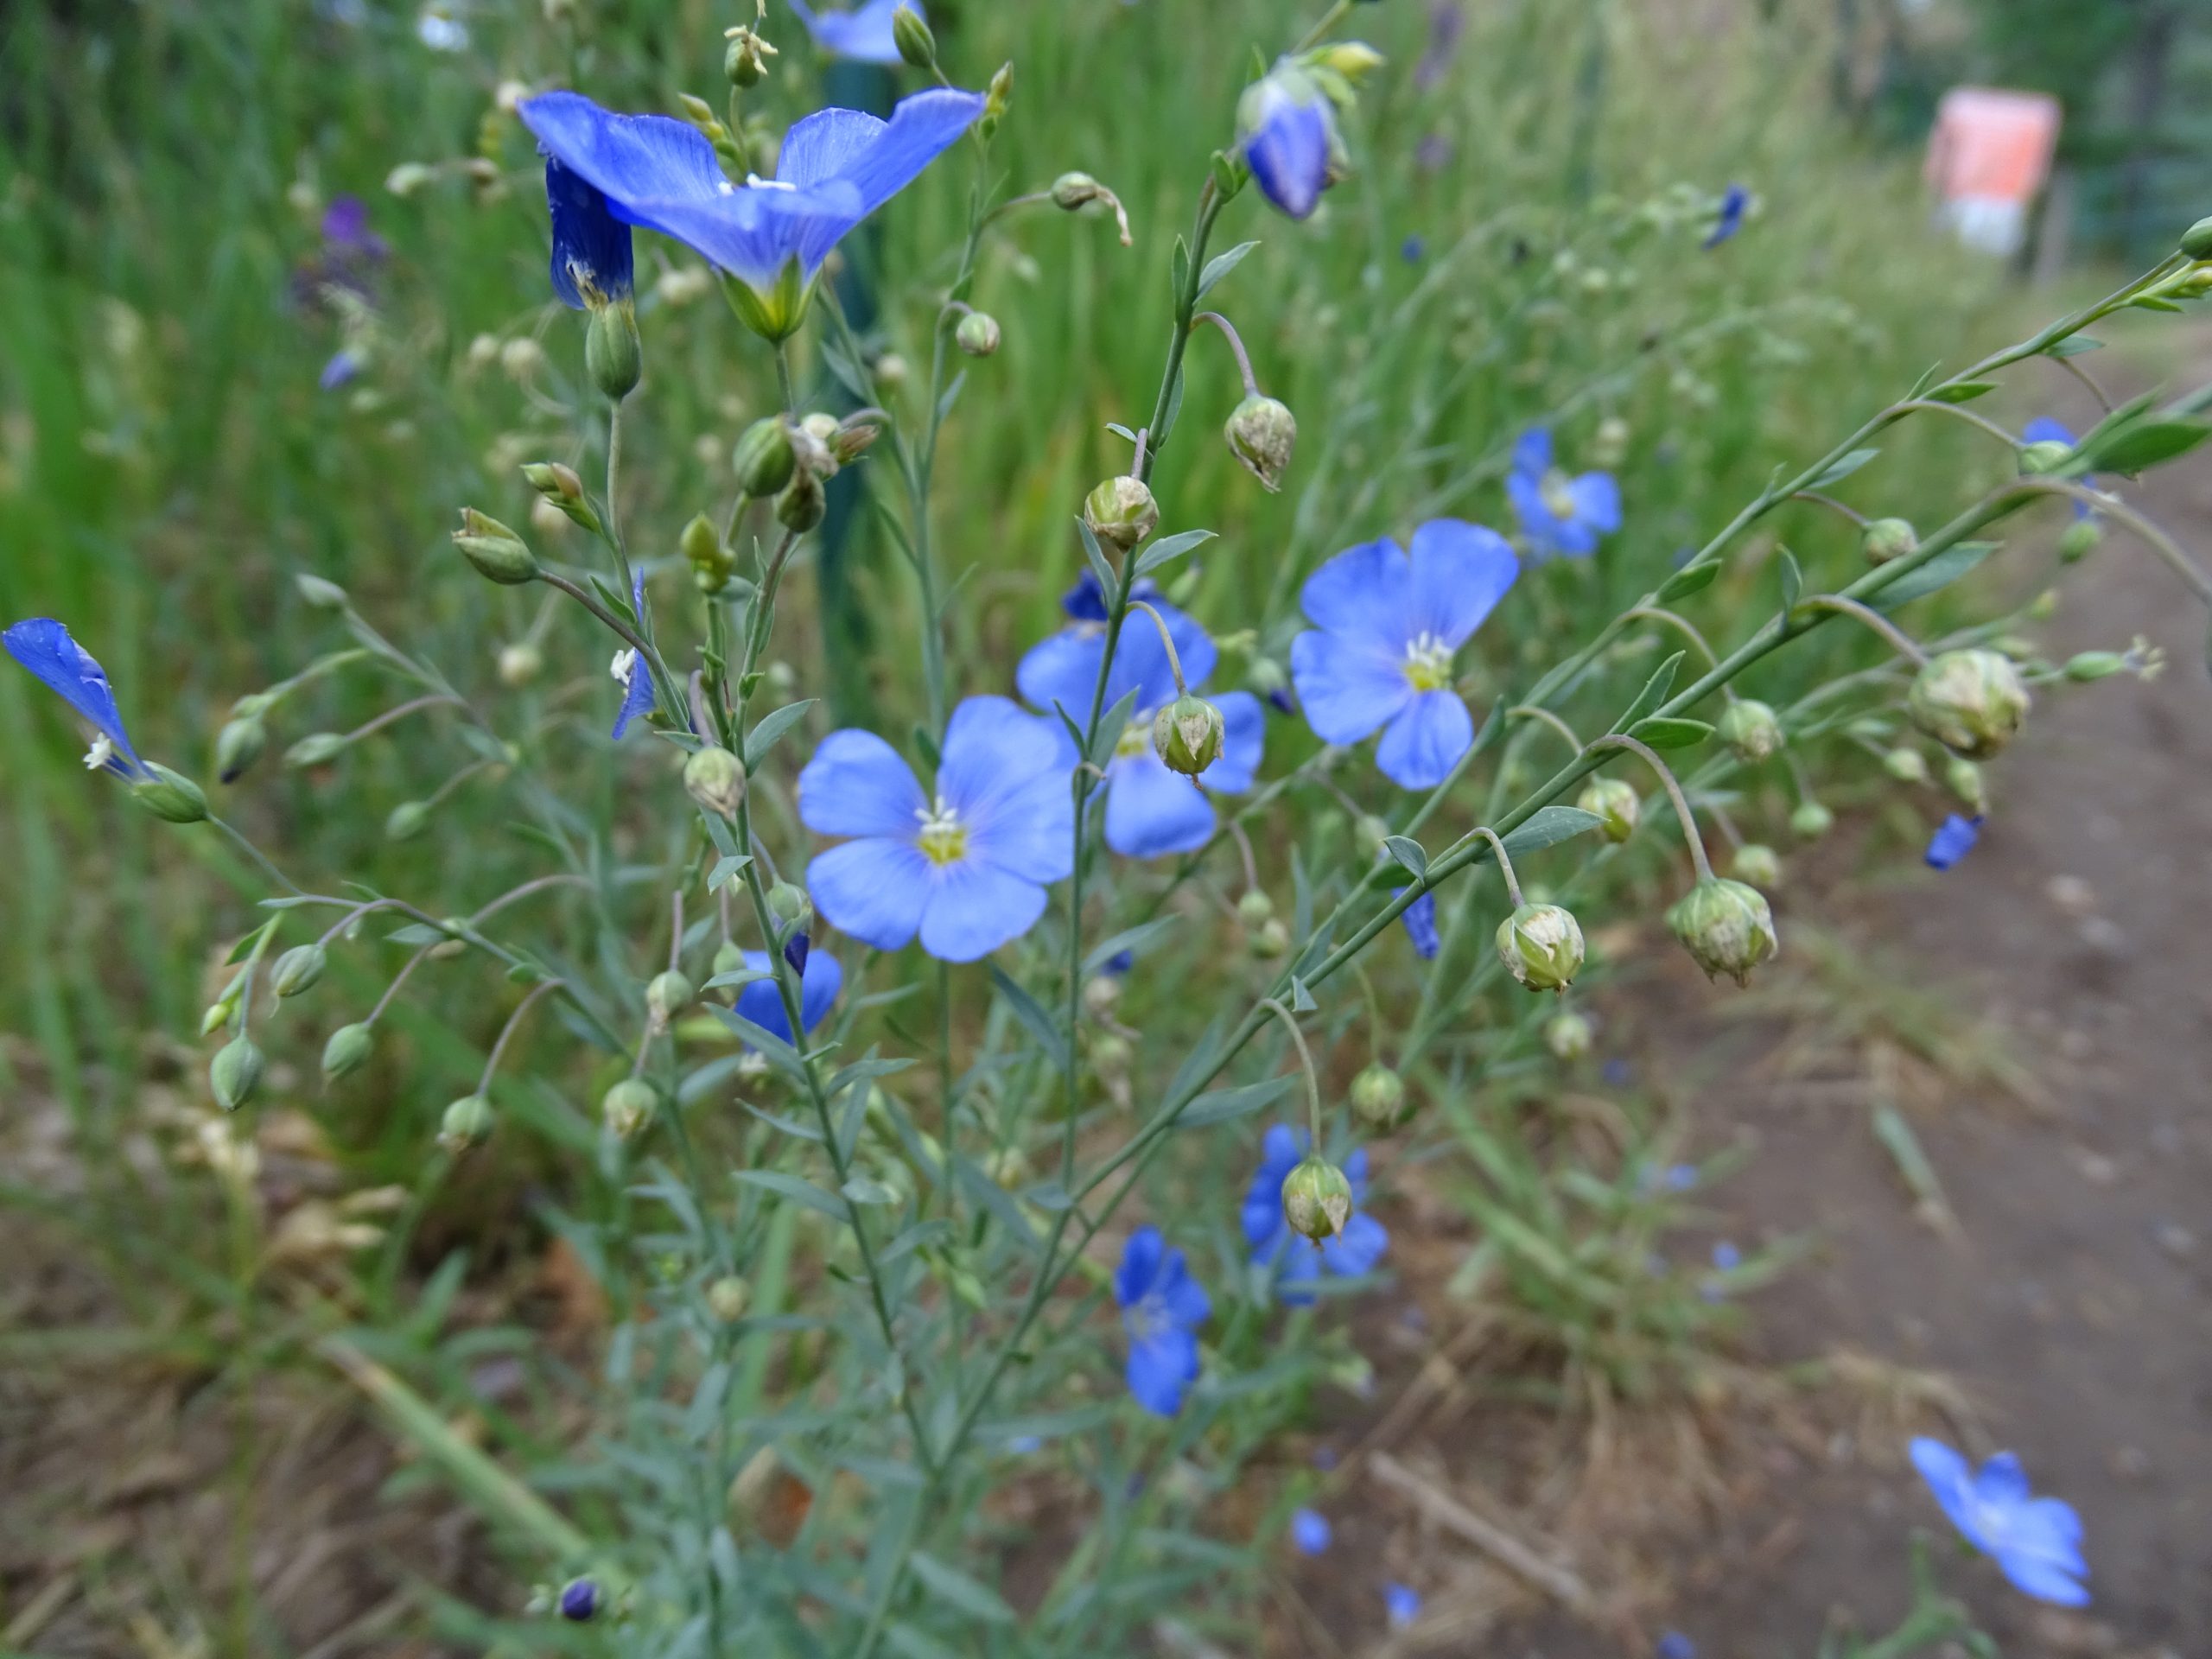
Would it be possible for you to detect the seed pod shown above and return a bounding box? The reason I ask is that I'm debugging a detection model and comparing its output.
[1883,747,1929,785]
[1152,691,1225,776]
[776,467,825,532]
[955,311,1001,357]
[1081,475,1158,552]
[602,1077,658,1140]
[271,944,327,998]
[1236,888,1275,927]
[1496,902,1586,992]
[453,507,538,585]
[1544,1009,1593,1060]
[1908,648,2031,760]
[1716,698,1785,764]
[438,1092,494,1151]
[284,733,347,769]
[732,417,797,497]
[1861,518,1916,565]
[385,800,432,841]
[215,715,268,783]
[683,746,747,819]
[1224,395,1297,492]
[1666,876,1778,987]
[1731,842,1782,888]
[1789,798,1834,840]
[322,1022,374,1080]
[585,301,643,402]
[706,1274,752,1322]
[646,970,695,1026]
[211,1033,265,1111]
[1281,1154,1353,1242]
[1579,777,1639,843]
[130,763,209,823]
[1350,1063,1406,1129]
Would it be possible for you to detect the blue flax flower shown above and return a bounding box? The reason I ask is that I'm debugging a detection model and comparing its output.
[610,569,656,739]
[790,0,915,64]
[543,155,636,310]
[1289,520,1519,791]
[1396,889,1440,959]
[1703,184,1748,250]
[1386,1583,1422,1630]
[519,86,982,333]
[1236,64,1339,220]
[734,948,842,1043]
[1910,1438,2089,1606]
[1291,1508,1332,1555]
[1243,1125,1389,1302]
[799,696,1072,962]
[1507,427,1622,559]
[3,619,147,777]
[1116,1226,1210,1417]
[1019,576,1262,858]
[1924,814,1983,871]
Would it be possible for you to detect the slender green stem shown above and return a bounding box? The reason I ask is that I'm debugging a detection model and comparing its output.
[1790,488,1869,527]
[1125,601,1191,693]
[475,977,563,1094]
[1796,594,1929,664]
[1192,310,1260,397]
[1586,734,1713,880]
[1467,827,1524,906]
[1507,703,1585,753]
[207,817,302,896]
[1257,996,1324,1143]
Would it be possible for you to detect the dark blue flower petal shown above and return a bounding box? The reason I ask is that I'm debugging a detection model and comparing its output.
[1241,73,1334,221]
[734,948,842,1041]
[1398,889,1440,959]
[1924,814,1982,871]
[611,569,656,739]
[3,618,142,772]
[1291,1509,1332,1554]
[1702,183,1747,250]
[545,158,635,309]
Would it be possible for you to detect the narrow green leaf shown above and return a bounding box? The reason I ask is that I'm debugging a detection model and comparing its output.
[1655,561,1719,601]
[1497,804,1606,856]
[1627,716,1713,749]
[1929,380,1995,404]
[735,1169,849,1222]
[1176,1073,1295,1129]
[908,1554,1017,1624]
[1132,527,1217,578]
[1611,649,1684,733]
[878,1218,953,1267]
[1382,836,1427,878]
[1869,542,1995,611]
[1777,547,1802,614]
[1195,240,1261,300]
[743,699,817,773]
[1088,688,1141,771]
[2047,335,2102,358]
[1805,447,1880,488]
[988,965,1069,1070]
[1083,916,1179,975]
[1076,518,1116,598]
[708,854,753,893]
[2080,417,2211,474]
[1289,976,1317,1013]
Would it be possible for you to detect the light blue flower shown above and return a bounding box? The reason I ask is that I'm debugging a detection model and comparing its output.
[1236,64,1338,221]
[543,156,635,310]
[1924,814,1983,871]
[1703,184,1748,250]
[611,569,656,739]
[1396,888,1439,959]
[318,349,363,391]
[1910,1438,2089,1606]
[1242,1124,1389,1302]
[733,948,842,1042]
[1288,520,1519,791]
[3,619,146,777]
[1656,1631,1695,1659]
[790,0,915,65]
[518,86,982,315]
[1291,1508,1332,1554]
[1385,1583,1422,1630]
[1115,1226,1210,1417]
[798,696,1072,962]
[1018,577,1262,859]
[1506,428,1621,559]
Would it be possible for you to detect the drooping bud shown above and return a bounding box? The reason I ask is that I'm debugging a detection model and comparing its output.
[283,733,347,769]
[521,461,601,531]
[683,746,747,819]
[557,1579,600,1623]
[585,300,643,402]
[1281,1154,1354,1242]
[1544,1008,1593,1061]
[1082,475,1158,552]
[216,715,268,783]
[1349,1063,1405,1129]
[2020,436,2073,474]
[1249,917,1289,958]
[706,1274,752,1322]
[1908,648,2031,760]
[776,467,825,532]
[1153,691,1225,776]
[454,508,538,585]
[955,311,1001,357]
[1945,756,1987,813]
[892,3,935,67]
[1883,747,1929,785]
[385,800,432,841]
[1579,777,1639,843]
[646,970,695,1027]
[130,763,209,824]
[2063,650,2126,683]
[272,943,327,998]
[322,1022,374,1080]
[1731,842,1782,888]
[1049,170,1133,243]
[1789,798,1834,840]
[1666,877,1778,987]
[1224,395,1297,492]
[768,880,813,935]
[2059,518,2102,563]
[211,1033,265,1111]
[1495,903,1586,992]
[602,1077,658,1140]
[732,417,797,498]
[1236,888,1275,928]
[1861,518,1916,565]
[438,1092,493,1151]
[1716,698,1785,764]
[296,573,349,611]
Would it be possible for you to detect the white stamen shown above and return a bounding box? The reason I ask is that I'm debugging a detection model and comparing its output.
[745,173,798,193]
[609,649,637,689]
[83,734,113,772]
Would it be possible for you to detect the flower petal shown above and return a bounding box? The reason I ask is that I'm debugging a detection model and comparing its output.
[1298,537,1413,648]
[963,762,1075,884]
[1408,519,1520,649]
[1976,1452,2033,1507]
[918,857,1047,962]
[1376,690,1473,790]
[1513,428,1554,478]
[807,837,931,951]
[799,728,926,839]
[783,88,986,275]
[1506,467,1562,548]
[1397,889,1440,959]
[1126,1325,1198,1416]
[1116,1225,1165,1307]
[1998,1548,2090,1607]
[1157,1250,1211,1329]
[3,619,139,767]
[544,158,634,308]
[1242,1126,1303,1249]
[1103,751,1215,860]
[1910,1438,1983,1545]
[1016,626,1107,723]
[1198,690,1264,794]
[1321,1211,1389,1277]
[1290,630,1410,746]
[734,949,842,1041]
[938,695,1067,823]
[789,0,911,64]
[1570,471,1622,534]
[1242,81,1332,220]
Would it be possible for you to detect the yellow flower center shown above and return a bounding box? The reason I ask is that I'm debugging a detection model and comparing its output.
[1402,631,1455,693]
[1114,717,1153,760]
[914,795,969,867]
[1541,467,1580,522]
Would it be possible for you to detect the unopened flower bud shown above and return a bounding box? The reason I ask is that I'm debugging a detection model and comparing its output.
[272,944,327,998]
[706,1274,752,1321]
[216,715,268,783]
[1731,842,1781,888]
[1249,916,1289,958]
[1666,876,1778,987]
[1789,798,1834,840]
[584,300,643,401]
[2020,437,2073,474]
[1049,170,1132,243]
[1544,1008,1593,1060]
[1496,902,1585,992]
[602,1077,658,1139]
[1883,747,1929,785]
[1861,517,1916,564]
[2183,216,2212,260]
[830,412,882,465]
[1281,1154,1354,1242]
[776,467,825,532]
[955,311,1001,357]
[1082,975,1122,1019]
[1590,414,1630,469]
[1716,698,1785,764]
[2064,650,2126,683]
[557,1578,600,1623]
[200,998,235,1037]
[1307,41,1385,83]
[1237,888,1275,928]
[1579,777,1639,842]
[892,3,935,65]
[768,880,813,933]
[1350,1062,1405,1129]
[453,507,538,584]
[732,417,797,497]
[983,1144,1031,1187]
[982,60,1012,135]
[385,800,432,841]
[1225,395,1297,492]
[296,573,349,611]
[130,763,208,824]
[1945,756,1986,813]
[1082,475,1158,552]
[212,1033,265,1112]
[783,931,810,975]
[323,1022,374,1080]
[498,642,543,685]
[1089,1030,1132,1079]
[2059,518,2102,563]
[284,732,347,769]
[1153,691,1225,775]
[437,1092,493,1151]
[520,460,601,531]
[1908,648,2030,759]
[647,970,695,1026]
[684,745,747,819]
